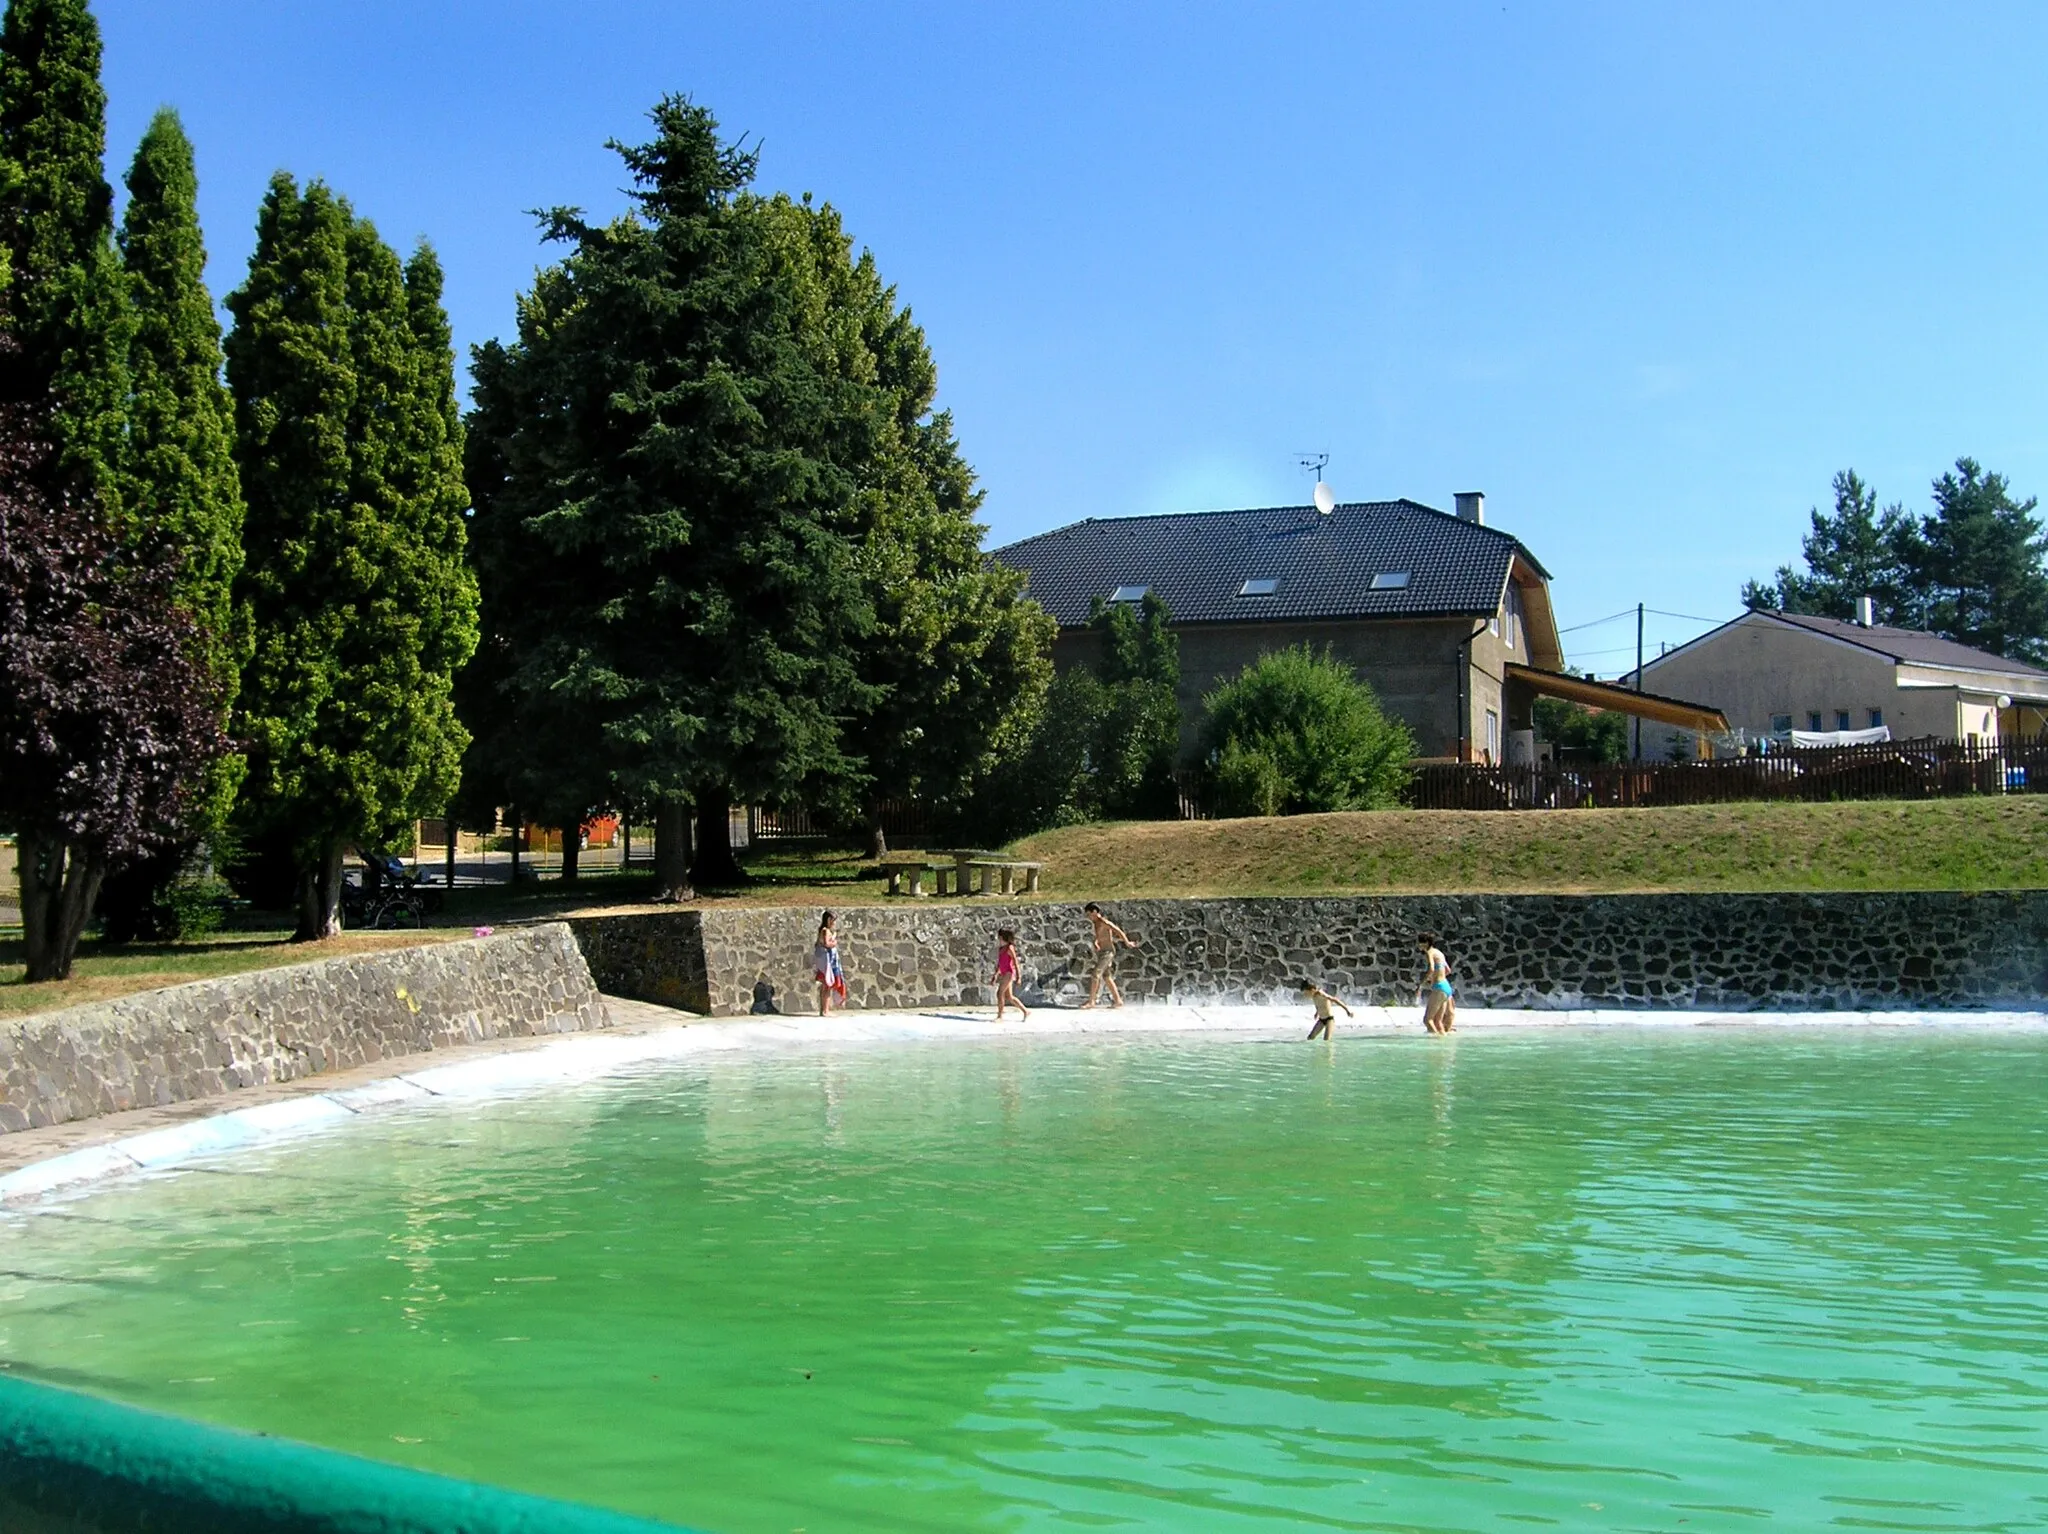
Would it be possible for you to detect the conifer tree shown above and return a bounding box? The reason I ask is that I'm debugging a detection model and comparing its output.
[226,175,477,938]
[117,110,244,843]
[0,0,130,511]
[465,97,880,893]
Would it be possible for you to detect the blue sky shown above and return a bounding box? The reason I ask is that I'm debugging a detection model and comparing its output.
[101,2,2048,674]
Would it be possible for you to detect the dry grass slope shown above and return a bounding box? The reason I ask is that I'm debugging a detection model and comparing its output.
[1013,799,2048,899]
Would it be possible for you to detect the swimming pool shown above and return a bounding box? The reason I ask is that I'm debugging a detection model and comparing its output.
[4,1024,2046,1532]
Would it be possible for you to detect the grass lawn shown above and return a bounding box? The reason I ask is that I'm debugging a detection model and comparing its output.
[1013,798,2048,899]
[6,799,2042,1019]
[0,927,464,1020]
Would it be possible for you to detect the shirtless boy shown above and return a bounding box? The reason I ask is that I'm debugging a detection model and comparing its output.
[1299,979,1352,1041]
[1080,902,1138,1008]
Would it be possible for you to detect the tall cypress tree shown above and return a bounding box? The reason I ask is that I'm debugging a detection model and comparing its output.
[0,0,130,512]
[226,175,477,938]
[117,107,245,825]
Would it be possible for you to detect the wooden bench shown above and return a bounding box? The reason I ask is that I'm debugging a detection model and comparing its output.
[879,856,951,897]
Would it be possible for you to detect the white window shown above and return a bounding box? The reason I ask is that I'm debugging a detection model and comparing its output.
[1109,584,1148,603]
[1485,709,1501,764]
[1370,571,1410,590]
[1808,712,1823,732]
[1869,708,1883,728]
[1237,578,1278,597]
[1835,710,1851,731]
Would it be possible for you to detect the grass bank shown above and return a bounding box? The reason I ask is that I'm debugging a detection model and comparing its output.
[1013,798,2048,899]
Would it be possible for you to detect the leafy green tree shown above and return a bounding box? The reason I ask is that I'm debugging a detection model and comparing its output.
[1741,470,1922,626]
[465,97,901,894]
[225,175,477,937]
[1914,459,2048,663]
[786,198,1054,854]
[1198,646,1414,816]
[0,0,129,510]
[1532,695,1629,764]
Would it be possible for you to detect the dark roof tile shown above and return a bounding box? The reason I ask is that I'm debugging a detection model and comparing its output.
[992,500,1544,627]
[1763,611,2048,679]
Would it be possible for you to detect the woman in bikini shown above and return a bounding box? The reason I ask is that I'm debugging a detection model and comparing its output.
[1414,932,1456,1034]
[993,928,1029,1022]
[814,911,847,1015]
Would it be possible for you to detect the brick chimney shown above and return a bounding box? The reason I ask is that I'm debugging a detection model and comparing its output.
[1454,491,1485,525]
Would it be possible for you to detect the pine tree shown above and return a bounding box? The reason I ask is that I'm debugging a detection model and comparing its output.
[1741,470,1922,626]
[0,0,130,511]
[1918,459,2048,662]
[226,175,477,937]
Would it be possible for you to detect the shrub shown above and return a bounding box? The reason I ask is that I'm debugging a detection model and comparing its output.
[1199,647,1415,816]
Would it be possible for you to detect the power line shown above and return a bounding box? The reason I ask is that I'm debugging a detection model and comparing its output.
[1644,607,1724,625]
[1556,606,1639,635]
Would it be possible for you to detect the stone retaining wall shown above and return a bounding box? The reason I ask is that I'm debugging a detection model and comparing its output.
[0,924,609,1133]
[575,893,2048,1017]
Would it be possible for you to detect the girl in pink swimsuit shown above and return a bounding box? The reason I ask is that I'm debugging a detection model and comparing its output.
[994,928,1029,1022]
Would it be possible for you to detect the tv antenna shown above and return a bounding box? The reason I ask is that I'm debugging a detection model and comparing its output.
[1298,452,1335,515]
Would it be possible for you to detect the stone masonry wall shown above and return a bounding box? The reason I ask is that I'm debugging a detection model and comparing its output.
[574,893,2048,1018]
[0,924,609,1133]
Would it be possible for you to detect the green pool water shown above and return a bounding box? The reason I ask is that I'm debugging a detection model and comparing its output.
[4,1028,2048,1533]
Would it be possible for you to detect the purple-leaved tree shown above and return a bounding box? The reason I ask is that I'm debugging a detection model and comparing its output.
[0,336,226,981]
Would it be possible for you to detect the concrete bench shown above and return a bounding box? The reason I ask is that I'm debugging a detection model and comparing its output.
[879,857,951,897]
[959,859,1043,896]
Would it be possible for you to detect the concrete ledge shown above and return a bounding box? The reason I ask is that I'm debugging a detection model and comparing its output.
[0,924,609,1135]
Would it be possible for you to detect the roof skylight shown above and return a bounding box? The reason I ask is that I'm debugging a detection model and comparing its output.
[1237,578,1279,597]
[1109,584,1149,602]
[1370,571,1411,590]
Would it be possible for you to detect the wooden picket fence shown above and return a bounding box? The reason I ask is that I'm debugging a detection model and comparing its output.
[1406,737,2048,811]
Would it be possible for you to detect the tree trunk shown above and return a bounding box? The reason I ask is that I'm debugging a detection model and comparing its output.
[652,796,694,901]
[560,828,580,882]
[867,805,888,862]
[508,806,521,884]
[444,818,457,891]
[293,841,344,941]
[19,832,106,982]
[689,790,746,888]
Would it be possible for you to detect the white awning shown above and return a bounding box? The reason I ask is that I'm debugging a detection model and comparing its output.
[1784,726,1891,747]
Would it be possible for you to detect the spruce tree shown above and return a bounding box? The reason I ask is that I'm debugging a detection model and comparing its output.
[226,175,477,937]
[464,97,879,893]
[0,0,129,511]
[1918,459,2048,662]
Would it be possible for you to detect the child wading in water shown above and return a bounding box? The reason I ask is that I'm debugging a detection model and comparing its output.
[814,911,846,1016]
[1415,932,1456,1034]
[1299,979,1352,1040]
[994,929,1029,1022]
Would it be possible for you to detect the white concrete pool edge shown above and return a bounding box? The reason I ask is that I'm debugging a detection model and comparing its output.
[6,1000,2045,1208]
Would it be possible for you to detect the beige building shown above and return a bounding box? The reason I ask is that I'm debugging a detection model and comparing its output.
[1637,609,2048,755]
[996,494,1724,763]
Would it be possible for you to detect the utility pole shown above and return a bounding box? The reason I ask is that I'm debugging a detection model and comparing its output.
[1631,602,1645,761]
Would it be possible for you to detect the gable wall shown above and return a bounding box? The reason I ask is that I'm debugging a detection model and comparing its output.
[1055,616,1478,761]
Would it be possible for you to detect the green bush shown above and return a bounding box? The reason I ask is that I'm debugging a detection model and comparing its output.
[1199,647,1415,816]
[1533,696,1629,763]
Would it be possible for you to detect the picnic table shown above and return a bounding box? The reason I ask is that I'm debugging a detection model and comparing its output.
[878,854,954,897]
[931,848,1044,896]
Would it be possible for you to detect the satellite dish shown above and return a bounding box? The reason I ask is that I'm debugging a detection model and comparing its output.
[1313,481,1336,515]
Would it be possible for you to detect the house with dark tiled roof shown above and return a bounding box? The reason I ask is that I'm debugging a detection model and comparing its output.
[1637,605,2048,755]
[994,494,1727,763]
